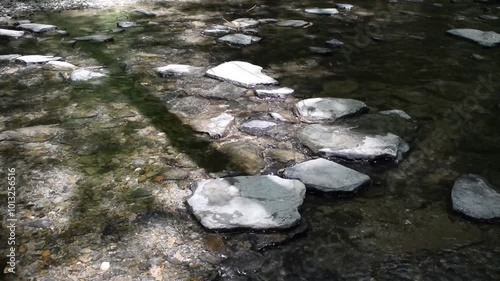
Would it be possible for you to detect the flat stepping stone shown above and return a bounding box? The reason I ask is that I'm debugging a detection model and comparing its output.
[379,109,412,120]
[336,3,354,11]
[276,20,311,28]
[155,64,204,77]
[74,34,114,43]
[309,46,333,54]
[200,82,247,100]
[447,29,500,47]
[305,8,339,15]
[326,39,344,48]
[190,112,235,138]
[255,86,294,98]
[202,25,230,37]
[131,9,156,17]
[70,69,107,81]
[206,61,278,88]
[16,55,61,64]
[231,18,259,29]
[298,124,409,161]
[218,33,261,46]
[239,120,278,136]
[452,174,500,221]
[283,158,370,193]
[0,28,24,38]
[187,175,306,230]
[0,54,21,62]
[258,18,278,24]
[117,21,138,28]
[17,23,57,33]
[45,61,77,69]
[295,98,367,123]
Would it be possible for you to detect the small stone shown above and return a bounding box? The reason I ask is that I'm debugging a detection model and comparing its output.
[451,174,500,220]
[190,112,235,138]
[305,8,339,15]
[379,109,412,120]
[326,38,344,48]
[74,34,114,43]
[17,23,57,33]
[117,21,138,28]
[478,15,498,20]
[131,188,152,198]
[131,159,145,166]
[202,25,230,37]
[218,33,262,46]
[16,55,61,65]
[131,9,156,17]
[155,64,204,77]
[28,219,52,229]
[336,3,354,10]
[41,250,51,258]
[258,18,278,24]
[309,46,333,54]
[447,29,500,47]
[100,262,110,271]
[295,98,367,123]
[254,86,294,98]
[45,61,77,69]
[239,120,277,136]
[231,18,259,29]
[0,28,24,38]
[70,69,107,81]
[276,20,311,28]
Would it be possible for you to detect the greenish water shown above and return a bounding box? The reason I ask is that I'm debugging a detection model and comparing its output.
[1,0,499,280]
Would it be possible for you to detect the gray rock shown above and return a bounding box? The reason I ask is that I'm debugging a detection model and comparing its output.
[187,175,306,230]
[45,60,77,69]
[206,61,278,88]
[28,219,52,229]
[17,23,57,33]
[131,159,146,167]
[276,20,310,28]
[0,28,24,38]
[254,86,294,98]
[0,54,21,62]
[167,96,209,117]
[0,125,63,142]
[200,82,247,100]
[379,109,412,120]
[15,55,61,64]
[231,18,259,29]
[283,158,370,193]
[220,141,265,175]
[131,9,156,17]
[298,124,408,161]
[305,8,339,15]
[478,15,498,20]
[155,64,204,77]
[451,174,500,220]
[336,3,354,10]
[117,21,138,28]
[471,53,487,61]
[295,98,367,123]
[70,69,107,81]
[202,25,230,37]
[191,112,235,138]
[326,39,344,48]
[258,18,278,24]
[309,46,333,54]
[447,29,500,47]
[74,34,114,43]
[218,33,262,46]
[239,120,277,136]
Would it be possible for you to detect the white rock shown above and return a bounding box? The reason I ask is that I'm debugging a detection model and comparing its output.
[45,61,77,69]
[0,54,21,61]
[117,21,137,28]
[218,33,261,46]
[295,98,367,123]
[305,8,339,15]
[16,55,62,64]
[191,113,235,138]
[379,109,412,120]
[447,29,500,47]
[70,69,106,81]
[336,4,354,11]
[206,61,278,88]
[255,86,294,98]
[17,23,57,33]
[452,174,500,220]
[187,175,306,230]
[155,64,204,77]
[0,28,24,38]
[100,262,110,271]
[231,18,259,29]
[276,20,311,28]
[284,158,370,193]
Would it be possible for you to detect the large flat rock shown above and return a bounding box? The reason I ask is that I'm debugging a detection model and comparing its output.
[70,69,107,81]
[17,23,57,33]
[295,98,367,123]
[447,29,500,47]
[190,112,235,138]
[199,82,247,100]
[206,61,278,88]
[15,55,61,65]
[0,28,24,38]
[305,8,339,15]
[298,124,408,161]
[283,158,370,193]
[451,174,500,221]
[187,175,306,230]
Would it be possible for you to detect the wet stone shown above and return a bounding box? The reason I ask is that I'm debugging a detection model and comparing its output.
[0,54,21,62]
[305,8,339,15]
[309,46,333,55]
[74,34,114,43]
[276,20,310,28]
[220,141,265,175]
[295,98,367,123]
[15,55,62,65]
[117,21,138,28]
[254,86,294,98]
[298,124,408,161]
[326,38,345,48]
[199,82,248,100]
[186,175,306,230]
[155,64,204,77]
[231,18,259,29]
[206,61,278,88]
[131,9,156,17]
[265,149,305,163]
[190,112,235,138]
[447,29,500,47]
[379,109,412,120]
[45,61,77,69]
[202,25,230,37]
[0,125,63,142]
[167,96,210,117]
[28,219,52,229]
[0,28,24,38]
[70,69,107,81]
[17,23,57,33]
[478,15,498,21]
[239,120,277,136]
[258,18,278,24]
[283,158,370,193]
[336,3,354,10]
[163,168,189,180]
[218,33,262,46]
[451,174,500,221]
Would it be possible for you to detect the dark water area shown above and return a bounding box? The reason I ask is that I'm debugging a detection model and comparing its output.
[1,0,499,280]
